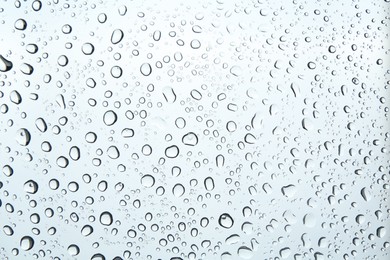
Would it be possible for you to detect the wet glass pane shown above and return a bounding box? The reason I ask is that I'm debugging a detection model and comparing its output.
[0,0,389,259]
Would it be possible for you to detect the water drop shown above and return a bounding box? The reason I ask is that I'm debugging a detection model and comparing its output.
[103,110,117,126]
[100,211,113,226]
[216,154,225,168]
[107,146,120,159]
[140,63,152,76]
[26,44,38,54]
[121,128,134,138]
[204,177,215,191]
[165,145,179,158]
[172,183,185,197]
[163,87,177,103]
[230,65,242,76]
[281,185,297,198]
[307,61,316,69]
[81,225,93,236]
[20,63,34,75]
[82,43,95,55]
[182,132,198,146]
[67,244,80,256]
[237,246,253,259]
[0,55,13,72]
[62,24,72,34]
[69,146,80,161]
[24,180,38,194]
[110,66,122,78]
[153,30,161,41]
[10,90,22,104]
[111,29,124,44]
[141,174,155,188]
[20,236,34,251]
[280,247,291,259]
[35,118,47,132]
[218,213,234,228]
[32,0,42,11]
[14,19,27,30]
[16,128,31,146]
[57,55,68,66]
[56,156,69,168]
[190,39,201,49]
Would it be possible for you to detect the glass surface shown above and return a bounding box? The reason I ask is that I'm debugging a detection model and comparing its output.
[0,0,389,259]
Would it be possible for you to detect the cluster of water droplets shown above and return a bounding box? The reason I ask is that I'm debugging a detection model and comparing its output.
[0,0,389,259]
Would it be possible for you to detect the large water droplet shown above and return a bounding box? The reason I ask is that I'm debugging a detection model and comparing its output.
[165,145,179,158]
[2,165,13,177]
[141,174,155,188]
[16,128,31,146]
[82,43,95,55]
[67,244,80,256]
[20,63,34,75]
[107,145,120,159]
[219,213,234,228]
[100,211,113,226]
[20,236,34,251]
[35,118,47,132]
[24,180,38,194]
[237,246,253,259]
[110,66,122,78]
[0,55,13,72]
[172,183,185,197]
[14,19,27,30]
[182,132,198,146]
[111,29,124,44]
[140,63,152,76]
[103,110,117,126]
[204,177,215,191]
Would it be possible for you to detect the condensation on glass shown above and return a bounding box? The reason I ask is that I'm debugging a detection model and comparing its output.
[0,0,389,259]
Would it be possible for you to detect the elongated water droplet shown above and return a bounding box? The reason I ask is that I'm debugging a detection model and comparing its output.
[35,118,47,132]
[0,55,13,72]
[111,29,124,44]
